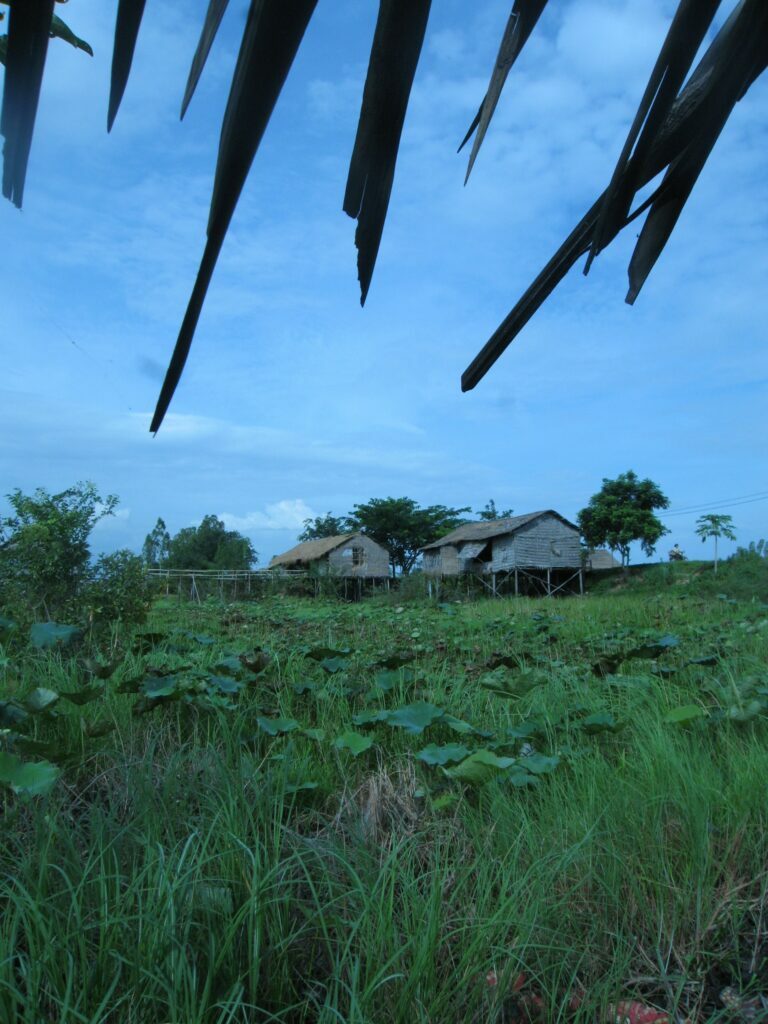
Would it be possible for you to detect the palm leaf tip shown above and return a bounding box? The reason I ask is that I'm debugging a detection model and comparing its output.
[343,0,432,305]
[0,0,55,208]
[461,1,549,183]
[107,0,146,132]
[180,0,230,120]
[151,0,319,431]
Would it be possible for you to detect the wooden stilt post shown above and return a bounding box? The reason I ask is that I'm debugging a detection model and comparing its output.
[492,572,497,598]
[579,569,584,595]
[546,568,551,597]
[514,569,519,596]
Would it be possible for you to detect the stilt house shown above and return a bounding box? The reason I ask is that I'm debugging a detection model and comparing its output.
[268,533,389,578]
[421,510,582,596]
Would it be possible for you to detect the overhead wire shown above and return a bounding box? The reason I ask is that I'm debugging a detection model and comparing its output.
[659,491,768,518]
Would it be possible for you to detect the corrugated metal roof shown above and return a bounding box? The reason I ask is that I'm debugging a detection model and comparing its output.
[421,510,578,550]
[268,533,362,568]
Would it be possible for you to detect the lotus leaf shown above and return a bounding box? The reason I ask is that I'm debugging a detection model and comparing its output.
[333,731,374,756]
[416,743,471,766]
[24,688,59,713]
[385,702,445,734]
[0,752,59,796]
[256,716,300,736]
[30,622,81,649]
[444,750,517,786]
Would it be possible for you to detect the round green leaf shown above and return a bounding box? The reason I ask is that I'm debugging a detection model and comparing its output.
[24,688,60,713]
[256,716,300,736]
[385,702,445,734]
[416,743,471,766]
[333,731,374,756]
[0,752,59,796]
[444,750,517,786]
[30,622,81,649]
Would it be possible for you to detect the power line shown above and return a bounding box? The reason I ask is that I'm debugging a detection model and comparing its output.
[660,492,768,518]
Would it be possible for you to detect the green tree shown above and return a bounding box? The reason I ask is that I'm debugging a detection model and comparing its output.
[85,550,155,630]
[142,517,170,568]
[298,512,347,542]
[578,471,669,568]
[166,515,256,570]
[348,497,470,577]
[476,499,513,521]
[695,513,736,574]
[0,482,117,620]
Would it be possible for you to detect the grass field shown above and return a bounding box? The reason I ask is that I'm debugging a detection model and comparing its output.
[1,564,767,1022]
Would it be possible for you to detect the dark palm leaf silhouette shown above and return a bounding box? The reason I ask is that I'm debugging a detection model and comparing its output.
[2,0,765,431]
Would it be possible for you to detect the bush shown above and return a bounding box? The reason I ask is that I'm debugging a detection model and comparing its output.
[84,550,156,630]
[0,482,117,623]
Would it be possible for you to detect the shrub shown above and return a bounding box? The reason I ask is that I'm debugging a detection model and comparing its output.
[84,550,156,630]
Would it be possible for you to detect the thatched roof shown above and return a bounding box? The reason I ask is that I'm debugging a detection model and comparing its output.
[269,533,364,569]
[421,511,578,551]
[587,549,621,570]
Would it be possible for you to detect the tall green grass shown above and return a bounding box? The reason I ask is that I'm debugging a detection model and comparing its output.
[1,591,766,1021]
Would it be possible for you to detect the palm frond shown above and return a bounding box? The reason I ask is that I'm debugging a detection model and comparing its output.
[0,0,54,207]
[343,0,432,306]
[180,0,229,120]
[150,0,318,434]
[108,0,146,132]
[585,0,720,273]
[459,0,548,182]
[462,0,768,391]
[627,1,768,301]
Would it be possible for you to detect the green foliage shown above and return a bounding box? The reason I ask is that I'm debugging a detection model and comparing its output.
[0,752,59,796]
[1,585,767,1022]
[696,513,737,573]
[333,731,373,755]
[49,14,93,56]
[695,513,736,544]
[85,550,155,630]
[166,514,257,570]
[297,512,348,541]
[578,470,669,566]
[0,12,92,67]
[29,621,81,649]
[733,538,766,560]
[476,498,514,520]
[0,482,117,621]
[348,496,470,575]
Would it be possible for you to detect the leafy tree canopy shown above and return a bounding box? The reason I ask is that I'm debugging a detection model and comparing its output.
[142,517,171,568]
[166,515,256,571]
[348,497,470,576]
[0,482,117,620]
[695,513,736,573]
[476,499,514,521]
[298,513,348,543]
[577,471,669,567]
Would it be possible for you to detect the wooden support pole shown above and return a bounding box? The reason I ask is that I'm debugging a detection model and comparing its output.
[492,572,497,598]
[579,568,584,595]
[514,569,519,596]
[546,568,551,597]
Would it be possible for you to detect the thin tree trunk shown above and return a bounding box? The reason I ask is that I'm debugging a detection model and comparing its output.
[714,535,718,574]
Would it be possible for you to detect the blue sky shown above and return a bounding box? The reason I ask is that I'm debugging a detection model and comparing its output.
[2,0,767,566]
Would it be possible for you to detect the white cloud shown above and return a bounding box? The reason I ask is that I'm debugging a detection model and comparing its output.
[218,500,318,533]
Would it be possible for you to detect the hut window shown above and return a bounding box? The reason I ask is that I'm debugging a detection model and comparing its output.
[341,547,364,566]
